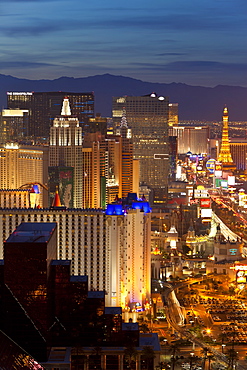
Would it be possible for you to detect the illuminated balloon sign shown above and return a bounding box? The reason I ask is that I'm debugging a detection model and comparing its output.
[206,159,216,174]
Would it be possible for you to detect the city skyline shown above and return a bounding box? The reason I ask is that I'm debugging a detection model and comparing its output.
[0,0,247,87]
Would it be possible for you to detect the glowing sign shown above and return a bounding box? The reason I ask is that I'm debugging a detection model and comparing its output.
[5,143,19,149]
[201,208,212,218]
[221,181,228,188]
[233,265,247,271]
[190,198,199,205]
[116,97,126,103]
[7,92,33,96]
[194,189,209,198]
[206,159,216,174]
[228,176,235,186]
[214,161,222,177]
[200,198,211,208]
[215,162,222,171]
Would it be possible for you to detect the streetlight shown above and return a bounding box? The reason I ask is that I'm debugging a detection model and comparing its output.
[189,352,194,370]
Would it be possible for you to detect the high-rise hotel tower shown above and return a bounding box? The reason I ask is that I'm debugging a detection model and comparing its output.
[49,98,83,208]
[112,94,169,204]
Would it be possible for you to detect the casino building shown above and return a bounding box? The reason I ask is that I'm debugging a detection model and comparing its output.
[0,194,151,309]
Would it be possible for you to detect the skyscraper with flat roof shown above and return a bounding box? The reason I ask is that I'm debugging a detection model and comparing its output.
[169,125,209,154]
[4,222,57,337]
[112,93,169,204]
[0,142,49,207]
[0,108,29,143]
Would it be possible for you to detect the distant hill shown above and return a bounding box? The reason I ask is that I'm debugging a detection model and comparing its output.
[0,73,246,121]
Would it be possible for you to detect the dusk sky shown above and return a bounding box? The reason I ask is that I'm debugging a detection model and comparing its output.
[1,0,247,87]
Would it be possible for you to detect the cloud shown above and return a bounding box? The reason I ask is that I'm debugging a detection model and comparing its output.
[157,53,187,56]
[1,0,60,2]
[0,22,68,36]
[7,59,245,76]
[164,61,247,73]
[130,60,247,73]
[0,61,57,69]
[76,15,237,32]
[1,9,244,39]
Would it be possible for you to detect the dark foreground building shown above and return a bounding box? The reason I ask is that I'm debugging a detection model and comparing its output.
[0,222,102,362]
[0,222,160,369]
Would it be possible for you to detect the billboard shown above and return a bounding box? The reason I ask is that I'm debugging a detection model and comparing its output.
[231,265,247,284]
[214,161,222,177]
[200,198,211,208]
[228,176,235,186]
[194,189,209,198]
[201,208,212,218]
[48,166,74,208]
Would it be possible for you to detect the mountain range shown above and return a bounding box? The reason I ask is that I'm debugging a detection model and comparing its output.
[0,73,246,121]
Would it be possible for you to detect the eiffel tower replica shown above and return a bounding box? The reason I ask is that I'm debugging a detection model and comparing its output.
[218,106,236,172]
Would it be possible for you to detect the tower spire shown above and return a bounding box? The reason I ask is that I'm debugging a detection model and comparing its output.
[119,107,131,139]
[61,97,71,116]
[218,106,235,171]
[120,108,128,128]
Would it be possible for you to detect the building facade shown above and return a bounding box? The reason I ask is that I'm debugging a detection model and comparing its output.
[7,91,94,139]
[49,98,83,208]
[0,108,29,143]
[0,142,49,207]
[0,189,33,208]
[0,198,151,309]
[83,131,135,208]
[168,103,179,126]
[229,139,247,170]
[4,222,58,338]
[112,94,169,204]
[169,125,210,155]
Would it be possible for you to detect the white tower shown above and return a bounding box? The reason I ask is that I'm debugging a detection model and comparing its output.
[49,98,83,208]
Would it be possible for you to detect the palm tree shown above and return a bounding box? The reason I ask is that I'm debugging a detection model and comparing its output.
[226,348,239,370]
[207,354,214,370]
[139,322,150,333]
[124,345,138,369]
[201,348,215,370]
[141,346,156,370]
[169,344,180,370]
[201,347,209,370]
[228,285,235,298]
[189,324,202,338]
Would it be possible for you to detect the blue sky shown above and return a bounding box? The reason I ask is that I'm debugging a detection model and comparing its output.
[0,0,247,86]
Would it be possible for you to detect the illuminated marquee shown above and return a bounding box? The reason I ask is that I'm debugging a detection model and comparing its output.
[194,189,209,199]
[230,264,247,283]
[236,270,247,283]
[232,265,247,271]
[200,198,211,208]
